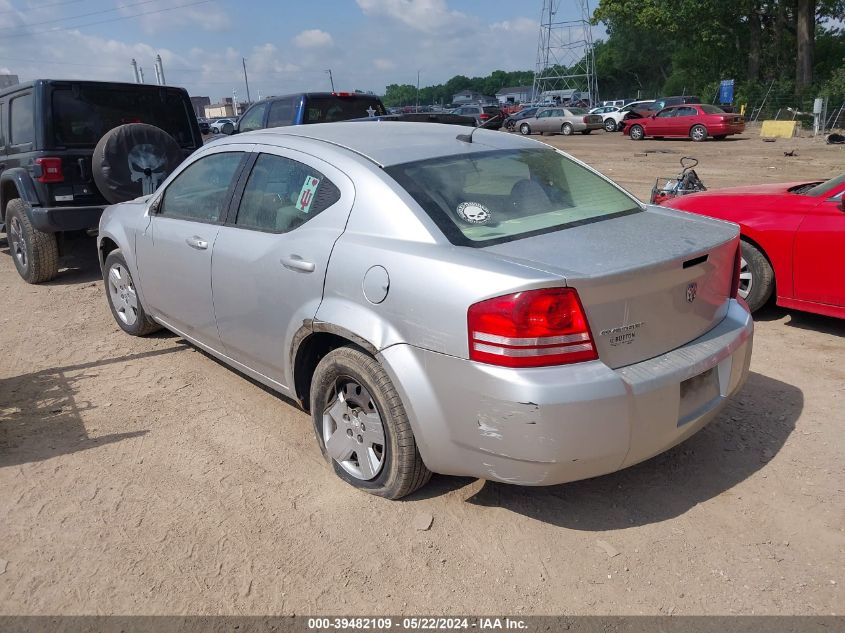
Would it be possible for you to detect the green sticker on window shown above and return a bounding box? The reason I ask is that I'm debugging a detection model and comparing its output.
[296,176,321,213]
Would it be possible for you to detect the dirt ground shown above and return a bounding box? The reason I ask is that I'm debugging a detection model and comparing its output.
[1,128,843,616]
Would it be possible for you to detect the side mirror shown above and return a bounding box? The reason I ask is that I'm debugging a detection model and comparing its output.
[149,195,162,215]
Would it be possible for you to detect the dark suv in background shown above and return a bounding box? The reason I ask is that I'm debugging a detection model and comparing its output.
[0,79,202,282]
[449,104,504,129]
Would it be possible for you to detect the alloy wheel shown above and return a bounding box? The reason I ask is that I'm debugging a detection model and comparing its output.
[107,263,139,326]
[738,255,753,300]
[9,216,27,269]
[322,378,386,481]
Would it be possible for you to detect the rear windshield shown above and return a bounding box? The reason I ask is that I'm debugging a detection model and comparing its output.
[568,107,588,115]
[51,86,195,148]
[700,104,726,114]
[386,148,642,247]
[302,95,386,124]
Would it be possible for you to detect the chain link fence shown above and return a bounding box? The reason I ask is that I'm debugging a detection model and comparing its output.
[738,82,845,133]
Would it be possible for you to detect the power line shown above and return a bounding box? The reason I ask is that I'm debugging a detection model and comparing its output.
[0,0,84,16]
[0,0,163,32]
[0,0,215,39]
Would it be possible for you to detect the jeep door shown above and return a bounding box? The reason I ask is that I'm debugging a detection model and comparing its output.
[135,146,250,346]
[210,146,354,388]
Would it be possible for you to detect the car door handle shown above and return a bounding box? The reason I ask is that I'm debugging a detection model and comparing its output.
[281,255,315,273]
[185,236,208,250]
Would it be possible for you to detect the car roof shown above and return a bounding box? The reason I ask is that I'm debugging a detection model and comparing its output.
[0,78,187,99]
[231,121,543,167]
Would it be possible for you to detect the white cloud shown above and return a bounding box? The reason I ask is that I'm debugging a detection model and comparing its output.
[119,1,230,35]
[373,58,396,71]
[356,0,469,34]
[293,29,334,49]
[491,17,537,34]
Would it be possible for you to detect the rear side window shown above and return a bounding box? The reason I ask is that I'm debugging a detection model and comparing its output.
[267,98,295,127]
[386,148,641,247]
[10,93,34,145]
[238,102,267,132]
[302,96,385,123]
[234,153,340,233]
[161,152,243,222]
[51,86,195,148]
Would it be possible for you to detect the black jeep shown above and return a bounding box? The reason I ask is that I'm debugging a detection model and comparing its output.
[0,79,202,283]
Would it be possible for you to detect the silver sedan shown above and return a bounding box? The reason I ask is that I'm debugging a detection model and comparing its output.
[97,122,753,499]
[518,106,604,136]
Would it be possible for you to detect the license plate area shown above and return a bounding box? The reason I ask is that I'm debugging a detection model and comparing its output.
[678,367,720,426]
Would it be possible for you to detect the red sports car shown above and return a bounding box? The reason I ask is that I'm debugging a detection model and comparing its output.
[622,104,745,141]
[663,173,845,318]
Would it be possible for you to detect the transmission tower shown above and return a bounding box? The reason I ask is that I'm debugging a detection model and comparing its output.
[532,0,599,106]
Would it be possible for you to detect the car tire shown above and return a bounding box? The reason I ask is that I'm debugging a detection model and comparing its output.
[561,123,574,135]
[5,198,59,284]
[519,122,531,135]
[629,124,645,140]
[604,118,617,132]
[739,240,774,312]
[103,250,161,336]
[506,120,515,132]
[690,124,708,142]
[310,345,432,500]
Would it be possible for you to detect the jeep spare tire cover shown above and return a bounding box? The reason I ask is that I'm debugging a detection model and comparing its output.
[92,123,183,204]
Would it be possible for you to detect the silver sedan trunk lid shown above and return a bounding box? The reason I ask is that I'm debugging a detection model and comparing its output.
[483,207,739,369]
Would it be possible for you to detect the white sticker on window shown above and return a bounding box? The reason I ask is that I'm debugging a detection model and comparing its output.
[456,201,491,225]
[296,176,321,213]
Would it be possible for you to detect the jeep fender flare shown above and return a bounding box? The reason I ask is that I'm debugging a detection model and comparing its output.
[1,168,39,222]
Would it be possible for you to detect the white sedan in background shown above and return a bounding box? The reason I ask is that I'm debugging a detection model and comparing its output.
[209,118,236,135]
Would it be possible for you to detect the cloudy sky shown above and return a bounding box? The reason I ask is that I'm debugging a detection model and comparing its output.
[0,0,597,101]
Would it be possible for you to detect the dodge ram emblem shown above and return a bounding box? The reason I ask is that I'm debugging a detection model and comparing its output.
[686,282,698,303]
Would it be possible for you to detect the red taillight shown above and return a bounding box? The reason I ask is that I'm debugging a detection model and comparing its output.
[583,116,589,123]
[479,113,491,120]
[34,157,64,183]
[467,288,598,368]
[730,243,742,298]
[332,92,352,97]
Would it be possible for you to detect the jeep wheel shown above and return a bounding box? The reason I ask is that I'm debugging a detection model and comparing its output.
[310,346,431,499]
[6,199,59,284]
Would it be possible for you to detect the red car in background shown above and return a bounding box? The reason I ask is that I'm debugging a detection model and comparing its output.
[622,104,745,141]
[663,173,845,318]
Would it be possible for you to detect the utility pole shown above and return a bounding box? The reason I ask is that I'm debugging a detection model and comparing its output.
[325,69,335,92]
[416,70,420,110]
[139,66,145,83]
[242,57,251,103]
[130,59,141,83]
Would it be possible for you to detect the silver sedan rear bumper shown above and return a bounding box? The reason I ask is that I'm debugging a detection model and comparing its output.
[379,299,753,486]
